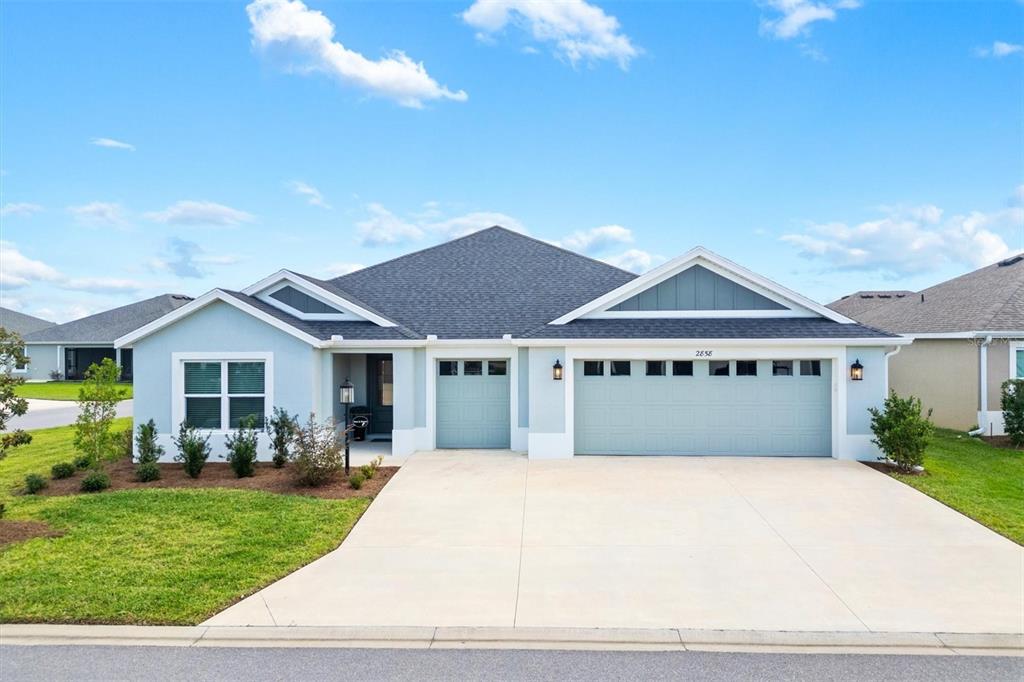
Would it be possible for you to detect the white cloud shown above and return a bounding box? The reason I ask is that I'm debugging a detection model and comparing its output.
[356,203,426,246]
[62,277,144,293]
[759,0,860,40]
[91,137,136,151]
[780,198,1024,276]
[1012,184,1024,207]
[288,180,331,208]
[974,41,1024,58]
[145,200,255,226]
[428,211,525,239]
[601,248,660,273]
[246,0,467,108]
[0,202,44,218]
[0,241,62,288]
[559,224,633,254]
[67,201,129,227]
[462,0,639,69]
[150,238,240,278]
[323,262,365,277]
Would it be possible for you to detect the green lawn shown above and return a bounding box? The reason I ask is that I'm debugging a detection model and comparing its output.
[0,420,370,624]
[14,381,133,401]
[889,429,1023,545]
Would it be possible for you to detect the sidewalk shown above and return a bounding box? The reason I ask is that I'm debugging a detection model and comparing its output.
[2,625,1021,656]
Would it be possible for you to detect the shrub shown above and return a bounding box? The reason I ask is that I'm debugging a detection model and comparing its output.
[224,416,259,478]
[117,427,133,459]
[173,423,210,479]
[1000,379,1024,448]
[359,464,374,480]
[135,461,161,483]
[80,470,111,493]
[348,472,365,490]
[73,454,91,469]
[135,419,165,464]
[50,462,76,479]
[869,392,934,473]
[24,473,46,494]
[48,369,63,381]
[267,407,299,469]
[289,414,343,486]
[74,358,126,468]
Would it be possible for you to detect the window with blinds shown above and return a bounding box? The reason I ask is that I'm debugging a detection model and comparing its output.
[184,360,266,430]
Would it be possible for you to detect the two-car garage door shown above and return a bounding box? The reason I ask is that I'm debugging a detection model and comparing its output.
[574,359,831,457]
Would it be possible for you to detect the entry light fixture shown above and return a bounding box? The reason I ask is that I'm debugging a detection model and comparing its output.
[339,377,355,405]
[850,359,864,381]
[552,359,563,381]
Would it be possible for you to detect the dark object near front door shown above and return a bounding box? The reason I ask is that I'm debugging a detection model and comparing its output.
[367,354,393,435]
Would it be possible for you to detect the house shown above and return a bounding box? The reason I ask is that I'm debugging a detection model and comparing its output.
[828,254,1024,435]
[117,227,908,461]
[22,294,193,382]
[0,307,56,337]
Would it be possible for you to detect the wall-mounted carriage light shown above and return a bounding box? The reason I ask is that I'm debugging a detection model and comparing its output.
[850,359,864,381]
[553,359,563,381]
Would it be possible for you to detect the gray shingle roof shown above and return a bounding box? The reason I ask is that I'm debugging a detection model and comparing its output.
[0,307,55,337]
[327,227,637,339]
[24,294,194,343]
[223,292,421,340]
[521,318,898,340]
[834,256,1024,334]
[827,290,913,318]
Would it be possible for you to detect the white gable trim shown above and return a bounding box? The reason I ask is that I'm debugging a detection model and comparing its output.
[115,290,324,349]
[241,270,397,328]
[551,247,855,325]
[256,280,364,322]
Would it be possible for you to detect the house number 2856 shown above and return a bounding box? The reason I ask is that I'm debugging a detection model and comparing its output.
[695,350,713,357]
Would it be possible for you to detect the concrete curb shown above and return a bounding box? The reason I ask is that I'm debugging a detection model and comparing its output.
[2,625,1022,655]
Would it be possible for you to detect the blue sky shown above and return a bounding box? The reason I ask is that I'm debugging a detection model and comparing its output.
[1,0,1021,322]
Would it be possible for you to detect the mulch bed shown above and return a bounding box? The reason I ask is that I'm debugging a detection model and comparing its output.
[0,520,63,547]
[862,461,927,476]
[36,458,399,500]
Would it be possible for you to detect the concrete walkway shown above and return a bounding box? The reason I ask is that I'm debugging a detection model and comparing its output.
[205,452,1024,634]
[8,399,133,430]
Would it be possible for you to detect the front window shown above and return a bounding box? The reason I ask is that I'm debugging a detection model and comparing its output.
[184,360,266,429]
[1017,348,1024,379]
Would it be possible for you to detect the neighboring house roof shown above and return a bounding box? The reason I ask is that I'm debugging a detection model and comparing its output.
[827,290,914,318]
[327,227,637,339]
[24,294,194,344]
[833,255,1024,334]
[0,307,55,337]
[522,317,897,340]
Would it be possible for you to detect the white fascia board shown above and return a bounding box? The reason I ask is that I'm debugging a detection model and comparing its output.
[115,289,324,349]
[514,336,913,348]
[550,246,855,325]
[241,270,397,328]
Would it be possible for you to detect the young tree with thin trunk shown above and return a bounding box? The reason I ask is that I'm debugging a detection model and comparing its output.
[0,328,31,458]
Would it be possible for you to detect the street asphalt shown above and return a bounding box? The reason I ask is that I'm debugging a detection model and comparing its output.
[1,645,1021,681]
[7,399,133,431]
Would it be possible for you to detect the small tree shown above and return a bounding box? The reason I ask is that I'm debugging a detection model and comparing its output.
[869,392,934,473]
[0,328,31,459]
[1001,379,1024,448]
[289,414,343,486]
[135,419,165,481]
[224,415,259,478]
[74,358,126,468]
[267,407,299,468]
[173,422,210,478]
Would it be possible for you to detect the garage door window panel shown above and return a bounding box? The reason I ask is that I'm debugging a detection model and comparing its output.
[439,361,458,376]
[709,360,730,376]
[772,360,793,376]
[610,361,631,376]
[487,360,507,376]
[646,361,666,376]
[736,361,757,376]
[583,361,604,376]
[672,361,693,376]
[800,360,822,376]
[464,361,483,376]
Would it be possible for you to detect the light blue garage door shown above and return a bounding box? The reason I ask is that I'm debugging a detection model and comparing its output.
[574,359,831,456]
[436,359,511,449]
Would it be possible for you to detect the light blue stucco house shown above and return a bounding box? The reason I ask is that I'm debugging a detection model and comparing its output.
[117,227,909,461]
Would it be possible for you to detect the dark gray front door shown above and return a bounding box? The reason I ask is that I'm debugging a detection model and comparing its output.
[367,354,393,435]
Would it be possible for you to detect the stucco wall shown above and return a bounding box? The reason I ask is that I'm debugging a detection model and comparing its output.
[846,347,885,435]
[518,347,530,428]
[528,346,565,434]
[23,344,59,381]
[887,339,978,430]
[132,301,318,459]
[986,338,1013,410]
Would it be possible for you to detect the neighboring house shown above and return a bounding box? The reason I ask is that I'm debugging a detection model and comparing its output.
[829,254,1024,435]
[0,307,56,375]
[117,227,907,461]
[23,294,193,382]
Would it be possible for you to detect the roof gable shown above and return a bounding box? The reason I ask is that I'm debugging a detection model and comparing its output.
[241,270,398,326]
[23,294,192,344]
[551,247,853,324]
[0,307,55,337]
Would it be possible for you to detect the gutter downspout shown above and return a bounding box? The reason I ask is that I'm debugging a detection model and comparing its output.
[968,335,993,436]
[883,345,902,396]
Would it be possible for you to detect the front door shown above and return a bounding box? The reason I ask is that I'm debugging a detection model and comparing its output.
[367,354,394,436]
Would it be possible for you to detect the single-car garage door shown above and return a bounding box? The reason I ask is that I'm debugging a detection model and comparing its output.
[436,359,511,449]
[574,359,831,456]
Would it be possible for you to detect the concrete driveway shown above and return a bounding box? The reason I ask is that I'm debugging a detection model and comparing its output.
[205,452,1024,634]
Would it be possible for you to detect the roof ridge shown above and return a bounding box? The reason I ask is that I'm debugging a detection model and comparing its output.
[330,226,639,285]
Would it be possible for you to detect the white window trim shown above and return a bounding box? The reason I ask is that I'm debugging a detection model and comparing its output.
[172,352,273,435]
[12,345,28,374]
[1013,342,1024,380]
